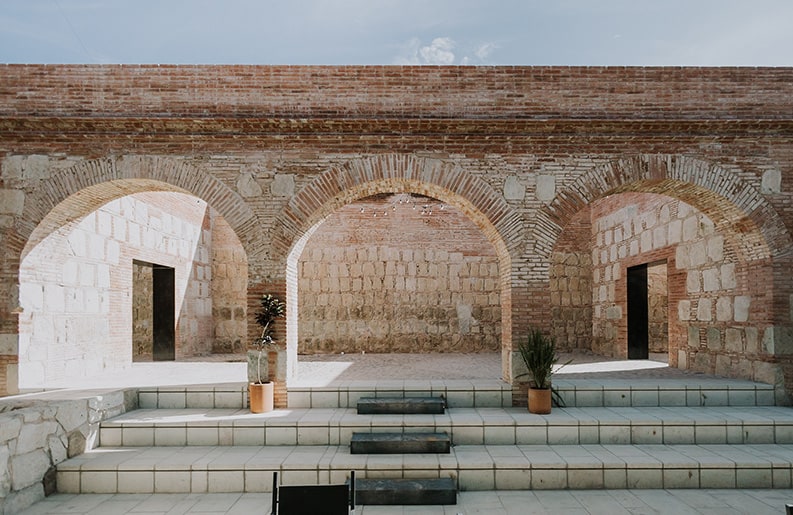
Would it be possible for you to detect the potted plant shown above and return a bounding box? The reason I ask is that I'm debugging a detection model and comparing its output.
[248,293,285,413]
[517,328,570,414]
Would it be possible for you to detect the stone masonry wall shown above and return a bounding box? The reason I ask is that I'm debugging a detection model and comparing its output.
[648,262,669,353]
[299,194,501,353]
[0,390,132,514]
[210,209,248,354]
[589,192,777,385]
[18,192,214,388]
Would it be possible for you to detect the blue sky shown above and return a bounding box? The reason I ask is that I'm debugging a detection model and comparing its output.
[1,0,792,66]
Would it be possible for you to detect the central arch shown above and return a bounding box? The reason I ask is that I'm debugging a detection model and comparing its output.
[275,155,523,384]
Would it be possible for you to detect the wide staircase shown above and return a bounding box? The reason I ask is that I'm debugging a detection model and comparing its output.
[56,375,793,506]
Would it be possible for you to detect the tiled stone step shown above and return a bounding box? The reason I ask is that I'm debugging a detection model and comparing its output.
[355,477,456,505]
[553,378,776,408]
[99,406,793,447]
[357,396,445,414]
[288,380,511,409]
[56,443,793,493]
[350,432,450,454]
[134,378,775,410]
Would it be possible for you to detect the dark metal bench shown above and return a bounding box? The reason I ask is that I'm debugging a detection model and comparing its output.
[270,471,355,514]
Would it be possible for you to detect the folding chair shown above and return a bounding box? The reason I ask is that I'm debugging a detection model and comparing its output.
[270,471,355,515]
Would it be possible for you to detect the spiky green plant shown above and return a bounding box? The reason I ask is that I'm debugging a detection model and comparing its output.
[517,328,569,390]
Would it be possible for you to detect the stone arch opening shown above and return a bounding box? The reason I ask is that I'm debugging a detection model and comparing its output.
[278,156,521,383]
[14,159,252,391]
[543,155,789,387]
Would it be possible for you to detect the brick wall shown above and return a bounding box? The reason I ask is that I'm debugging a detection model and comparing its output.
[298,194,500,353]
[0,66,791,399]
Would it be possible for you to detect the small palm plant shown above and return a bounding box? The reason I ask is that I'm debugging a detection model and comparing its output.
[252,294,285,384]
[517,328,571,410]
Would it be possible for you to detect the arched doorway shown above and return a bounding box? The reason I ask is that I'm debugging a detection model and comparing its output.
[275,156,521,385]
[16,172,250,390]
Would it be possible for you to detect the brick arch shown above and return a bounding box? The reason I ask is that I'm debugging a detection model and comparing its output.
[272,155,523,263]
[539,155,791,265]
[278,155,521,382]
[17,155,264,262]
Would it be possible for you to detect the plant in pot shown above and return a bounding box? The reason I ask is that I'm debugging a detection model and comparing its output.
[248,293,285,413]
[517,328,570,414]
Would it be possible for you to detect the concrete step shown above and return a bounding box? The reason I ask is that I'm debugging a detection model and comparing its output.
[552,378,776,408]
[357,396,445,414]
[56,443,793,493]
[350,432,450,454]
[134,377,776,410]
[99,406,793,447]
[355,477,456,505]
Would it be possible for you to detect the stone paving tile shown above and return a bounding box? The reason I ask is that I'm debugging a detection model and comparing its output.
[19,490,793,514]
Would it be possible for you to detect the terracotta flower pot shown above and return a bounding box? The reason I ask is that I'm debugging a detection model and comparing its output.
[249,381,274,413]
[528,387,552,414]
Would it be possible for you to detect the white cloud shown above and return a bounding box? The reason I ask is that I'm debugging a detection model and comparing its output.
[474,42,498,61]
[395,37,457,65]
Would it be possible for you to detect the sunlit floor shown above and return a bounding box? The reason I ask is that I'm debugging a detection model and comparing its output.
[11,351,716,396]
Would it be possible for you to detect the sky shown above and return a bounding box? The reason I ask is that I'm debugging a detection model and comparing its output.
[1,0,792,66]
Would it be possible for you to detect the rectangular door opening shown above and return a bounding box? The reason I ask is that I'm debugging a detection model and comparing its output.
[132,260,175,361]
[627,260,668,361]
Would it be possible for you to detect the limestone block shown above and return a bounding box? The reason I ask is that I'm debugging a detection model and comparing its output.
[734,296,751,322]
[674,350,687,370]
[0,414,22,444]
[707,327,721,350]
[702,268,720,292]
[0,189,25,216]
[697,298,712,321]
[707,236,724,262]
[675,244,690,269]
[668,219,682,244]
[686,272,701,293]
[237,172,263,198]
[761,169,782,194]
[725,328,743,353]
[716,297,732,321]
[682,216,699,241]
[652,226,666,249]
[605,305,622,320]
[689,241,707,267]
[270,174,295,197]
[688,326,700,346]
[10,449,50,491]
[745,327,759,354]
[678,300,691,321]
[721,263,736,290]
[503,176,526,200]
[535,174,555,201]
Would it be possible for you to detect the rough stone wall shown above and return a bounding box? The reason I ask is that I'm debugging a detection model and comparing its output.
[131,263,153,358]
[298,194,501,353]
[18,192,214,388]
[210,210,248,354]
[648,262,669,353]
[0,390,132,514]
[588,192,777,385]
[549,207,593,351]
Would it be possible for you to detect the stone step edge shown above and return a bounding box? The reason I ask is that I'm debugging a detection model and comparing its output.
[350,432,451,454]
[357,396,445,414]
[355,477,457,505]
[134,382,776,409]
[57,444,793,493]
[98,407,793,448]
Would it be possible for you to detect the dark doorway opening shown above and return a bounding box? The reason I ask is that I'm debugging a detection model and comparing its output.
[627,260,669,361]
[627,263,649,359]
[132,260,175,361]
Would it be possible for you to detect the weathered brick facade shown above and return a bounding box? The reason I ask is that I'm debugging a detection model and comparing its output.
[0,65,791,405]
